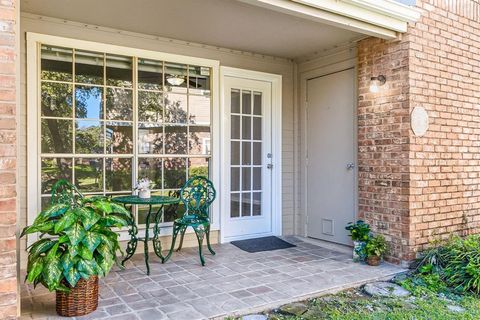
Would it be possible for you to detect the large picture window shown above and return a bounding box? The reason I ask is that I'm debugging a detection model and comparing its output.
[39,44,212,225]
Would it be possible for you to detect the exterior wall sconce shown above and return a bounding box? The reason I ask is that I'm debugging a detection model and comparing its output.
[369,75,386,93]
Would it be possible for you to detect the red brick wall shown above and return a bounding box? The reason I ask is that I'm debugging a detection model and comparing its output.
[357,38,412,263]
[358,0,480,263]
[409,0,480,250]
[0,0,18,318]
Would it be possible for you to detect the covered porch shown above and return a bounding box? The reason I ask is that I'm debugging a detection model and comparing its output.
[21,237,403,320]
[17,0,418,319]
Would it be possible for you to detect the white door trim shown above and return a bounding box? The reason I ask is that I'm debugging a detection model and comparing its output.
[299,58,358,240]
[220,66,282,243]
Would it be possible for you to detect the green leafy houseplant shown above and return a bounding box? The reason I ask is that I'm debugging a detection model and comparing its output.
[365,234,388,266]
[345,220,371,262]
[345,220,371,242]
[21,180,131,316]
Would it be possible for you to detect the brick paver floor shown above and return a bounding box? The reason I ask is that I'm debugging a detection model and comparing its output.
[20,237,404,320]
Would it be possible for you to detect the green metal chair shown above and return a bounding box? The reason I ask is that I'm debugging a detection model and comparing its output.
[163,176,216,266]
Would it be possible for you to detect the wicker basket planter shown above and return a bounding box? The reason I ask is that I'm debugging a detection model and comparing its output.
[56,276,99,317]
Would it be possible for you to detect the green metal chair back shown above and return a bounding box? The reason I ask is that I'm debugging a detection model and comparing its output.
[180,176,216,219]
[51,179,83,206]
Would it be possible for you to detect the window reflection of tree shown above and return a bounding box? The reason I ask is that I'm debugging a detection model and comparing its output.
[41,62,211,199]
[106,158,132,191]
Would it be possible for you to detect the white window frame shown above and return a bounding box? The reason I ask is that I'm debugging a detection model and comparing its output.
[26,32,220,245]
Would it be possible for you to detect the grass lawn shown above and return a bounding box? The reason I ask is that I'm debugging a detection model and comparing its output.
[235,273,480,320]
[260,287,480,320]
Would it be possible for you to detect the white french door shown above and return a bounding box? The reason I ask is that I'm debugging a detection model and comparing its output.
[222,75,274,241]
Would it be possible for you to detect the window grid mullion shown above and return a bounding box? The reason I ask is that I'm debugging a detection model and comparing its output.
[39,46,212,226]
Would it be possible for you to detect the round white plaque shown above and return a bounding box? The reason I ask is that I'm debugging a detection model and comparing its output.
[411,106,429,137]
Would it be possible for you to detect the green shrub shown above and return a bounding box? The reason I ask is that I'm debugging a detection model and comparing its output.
[413,235,480,294]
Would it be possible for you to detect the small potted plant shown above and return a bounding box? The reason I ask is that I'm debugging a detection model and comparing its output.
[365,234,388,266]
[135,178,155,199]
[21,180,130,317]
[345,220,371,262]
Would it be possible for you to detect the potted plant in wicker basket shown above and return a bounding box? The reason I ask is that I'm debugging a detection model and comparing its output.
[21,180,130,317]
[345,220,371,262]
[365,234,388,266]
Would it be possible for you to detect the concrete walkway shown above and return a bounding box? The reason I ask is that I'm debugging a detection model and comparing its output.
[21,237,405,320]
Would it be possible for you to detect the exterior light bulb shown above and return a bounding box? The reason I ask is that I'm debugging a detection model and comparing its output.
[369,81,379,93]
[369,75,386,93]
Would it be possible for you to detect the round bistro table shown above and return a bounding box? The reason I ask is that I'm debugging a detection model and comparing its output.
[113,195,180,275]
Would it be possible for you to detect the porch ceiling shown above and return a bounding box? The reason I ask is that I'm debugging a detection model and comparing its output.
[20,0,366,59]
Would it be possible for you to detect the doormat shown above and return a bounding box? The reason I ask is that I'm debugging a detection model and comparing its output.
[231,236,296,253]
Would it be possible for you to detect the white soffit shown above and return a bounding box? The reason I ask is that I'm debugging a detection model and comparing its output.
[21,0,367,59]
[241,0,421,38]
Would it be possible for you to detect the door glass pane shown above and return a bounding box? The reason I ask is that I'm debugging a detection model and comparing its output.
[253,142,262,165]
[231,167,240,192]
[231,194,240,218]
[231,141,240,165]
[242,91,251,114]
[242,142,251,165]
[230,86,265,219]
[75,50,104,84]
[253,117,262,140]
[252,192,261,216]
[242,167,251,191]
[231,89,240,114]
[41,82,73,118]
[253,92,262,116]
[241,192,251,217]
[242,116,251,140]
[231,115,240,139]
[253,167,261,190]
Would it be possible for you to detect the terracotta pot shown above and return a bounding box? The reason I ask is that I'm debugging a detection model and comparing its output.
[366,255,381,266]
[56,276,99,317]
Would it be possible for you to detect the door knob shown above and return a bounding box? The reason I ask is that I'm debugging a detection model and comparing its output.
[267,164,273,169]
[346,163,355,170]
